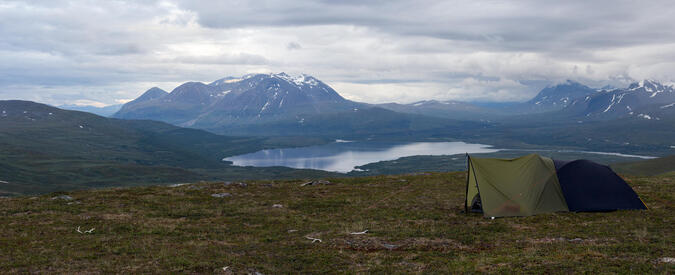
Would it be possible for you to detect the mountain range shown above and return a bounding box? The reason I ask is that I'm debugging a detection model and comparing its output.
[562,79,675,120]
[110,74,675,156]
[115,73,675,127]
[2,74,674,195]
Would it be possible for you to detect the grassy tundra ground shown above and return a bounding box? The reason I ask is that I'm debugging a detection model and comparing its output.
[1,172,673,273]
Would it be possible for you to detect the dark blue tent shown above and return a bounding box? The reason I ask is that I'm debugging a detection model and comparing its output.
[554,159,647,212]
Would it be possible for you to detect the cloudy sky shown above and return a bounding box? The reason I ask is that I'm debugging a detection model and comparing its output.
[1,0,674,106]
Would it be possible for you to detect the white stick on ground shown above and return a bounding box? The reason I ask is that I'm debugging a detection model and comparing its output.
[76,226,95,234]
[305,236,322,243]
[350,230,368,235]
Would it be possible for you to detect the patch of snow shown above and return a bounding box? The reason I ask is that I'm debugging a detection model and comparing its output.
[637,114,652,120]
[260,101,271,112]
[272,72,318,87]
[213,90,230,97]
[0,180,8,184]
[670,146,675,149]
[242,73,257,79]
[79,125,84,128]
[603,93,625,113]
[335,139,353,143]
[661,102,675,109]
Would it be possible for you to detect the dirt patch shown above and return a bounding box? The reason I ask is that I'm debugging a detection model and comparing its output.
[101,213,132,221]
[332,236,471,252]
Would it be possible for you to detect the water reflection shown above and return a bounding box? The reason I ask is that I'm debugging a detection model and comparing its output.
[224,141,499,172]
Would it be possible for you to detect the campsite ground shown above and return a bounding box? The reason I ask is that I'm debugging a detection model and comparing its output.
[1,172,673,273]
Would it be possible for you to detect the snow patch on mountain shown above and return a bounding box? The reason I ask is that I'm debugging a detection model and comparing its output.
[272,72,318,87]
[661,102,675,109]
[603,93,626,113]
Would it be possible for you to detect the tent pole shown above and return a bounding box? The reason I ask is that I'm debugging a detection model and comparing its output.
[468,155,483,215]
[464,153,470,214]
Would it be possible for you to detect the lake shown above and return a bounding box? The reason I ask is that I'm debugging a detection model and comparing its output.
[223,141,500,172]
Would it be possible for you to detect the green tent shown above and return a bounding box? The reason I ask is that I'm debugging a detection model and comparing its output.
[466,154,569,217]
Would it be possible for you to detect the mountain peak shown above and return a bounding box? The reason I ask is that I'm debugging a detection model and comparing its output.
[629,79,661,89]
[527,81,595,109]
[135,87,168,102]
[627,79,674,97]
[210,72,320,87]
[269,72,319,87]
[210,77,242,86]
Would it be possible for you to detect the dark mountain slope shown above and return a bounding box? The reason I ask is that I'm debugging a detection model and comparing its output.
[0,100,335,195]
[377,100,497,120]
[213,107,483,138]
[58,104,123,117]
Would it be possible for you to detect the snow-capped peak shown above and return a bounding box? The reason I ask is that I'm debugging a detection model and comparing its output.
[271,72,319,87]
[627,79,674,98]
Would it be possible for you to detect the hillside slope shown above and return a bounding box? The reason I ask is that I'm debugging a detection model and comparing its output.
[0,100,336,195]
[1,172,672,273]
[612,155,675,176]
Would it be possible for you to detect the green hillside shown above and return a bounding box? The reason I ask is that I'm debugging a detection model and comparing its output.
[1,172,672,273]
[0,100,335,196]
[612,155,675,176]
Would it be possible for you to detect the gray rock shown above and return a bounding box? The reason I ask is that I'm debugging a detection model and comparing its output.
[272,204,283,208]
[211,193,232,198]
[300,180,332,186]
[568,238,584,243]
[168,183,188,187]
[51,195,73,201]
[381,243,399,250]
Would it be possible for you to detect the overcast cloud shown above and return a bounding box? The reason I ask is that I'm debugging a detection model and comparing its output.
[1,0,674,106]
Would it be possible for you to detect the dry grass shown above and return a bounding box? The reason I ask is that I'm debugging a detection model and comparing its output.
[0,172,673,273]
